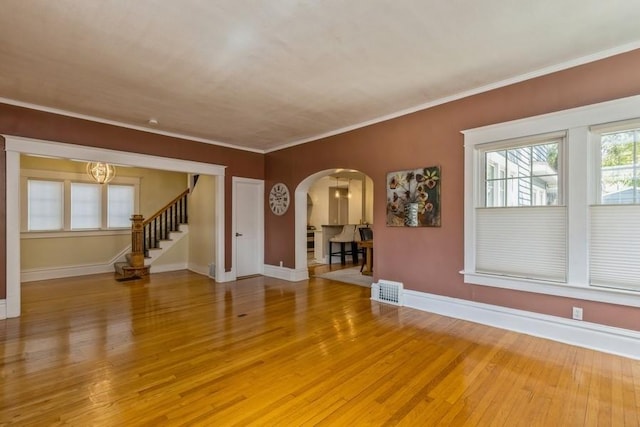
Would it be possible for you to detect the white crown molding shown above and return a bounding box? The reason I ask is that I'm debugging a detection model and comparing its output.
[266,40,640,153]
[402,289,640,360]
[0,97,264,154]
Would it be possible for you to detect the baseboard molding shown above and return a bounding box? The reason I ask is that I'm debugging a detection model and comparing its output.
[151,262,188,274]
[22,263,115,282]
[188,263,210,277]
[263,264,309,282]
[21,245,132,282]
[402,289,640,360]
[0,300,6,320]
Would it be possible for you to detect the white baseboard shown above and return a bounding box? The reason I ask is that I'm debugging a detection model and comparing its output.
[263,264,309,282]
[188,263,210,277]
[22,263,116,282]
[402,289,640,360]
[21,245,132,282]
[0,300,6,320]
[151,262,188,274]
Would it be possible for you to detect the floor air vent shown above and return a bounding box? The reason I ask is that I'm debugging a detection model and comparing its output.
[371,280,403,306]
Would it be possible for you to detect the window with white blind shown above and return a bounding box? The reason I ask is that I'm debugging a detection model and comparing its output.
[27,180,64,231]
[476,134,566,282]
[22,169,139,234]
[589,122,640,291]
[71,182,102,229]
[108,185,135,228]
[464,94,640,307]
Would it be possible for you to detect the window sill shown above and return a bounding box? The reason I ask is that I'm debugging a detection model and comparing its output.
[21,229,130,239]
[461,271,640,308]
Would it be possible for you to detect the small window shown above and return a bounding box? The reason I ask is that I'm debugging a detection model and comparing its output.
[71,182,102,229]
[28,180,63,231]
[108,184,134,228]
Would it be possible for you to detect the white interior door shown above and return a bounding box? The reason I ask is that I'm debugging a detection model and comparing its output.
[233,178,264,278]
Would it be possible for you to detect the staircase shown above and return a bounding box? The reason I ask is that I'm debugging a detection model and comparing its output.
[115,189,190,281]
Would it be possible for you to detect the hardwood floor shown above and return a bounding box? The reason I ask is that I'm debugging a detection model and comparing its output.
[1,269,639,425]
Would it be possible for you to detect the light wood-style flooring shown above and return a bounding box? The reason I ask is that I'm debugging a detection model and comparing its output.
[1,268,639,425]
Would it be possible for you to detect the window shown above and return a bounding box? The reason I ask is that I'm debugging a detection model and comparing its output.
[589,122,640,291]
[476,133,566,282]
[108,185,135,228]
[71,182,101,229]
[27,180,63,231]
[464,94,640,306]
[22,169,139,233]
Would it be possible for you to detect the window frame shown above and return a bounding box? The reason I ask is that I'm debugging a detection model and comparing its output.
[463,94,640,308]
[21,168,140,237]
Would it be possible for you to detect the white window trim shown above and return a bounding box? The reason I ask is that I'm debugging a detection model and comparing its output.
[21,168,140,234]
[463,94,640,308]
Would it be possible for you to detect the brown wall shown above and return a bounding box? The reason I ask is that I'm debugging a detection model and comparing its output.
[265,48,640,331]
[0,104,264,300]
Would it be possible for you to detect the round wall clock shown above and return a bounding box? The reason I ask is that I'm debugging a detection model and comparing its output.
[269,182,290,215]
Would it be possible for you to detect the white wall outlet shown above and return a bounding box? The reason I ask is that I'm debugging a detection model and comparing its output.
[279,261,283,267]
[572,307,583,320]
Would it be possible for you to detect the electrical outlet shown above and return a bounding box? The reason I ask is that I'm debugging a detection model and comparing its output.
[572,307,583,320]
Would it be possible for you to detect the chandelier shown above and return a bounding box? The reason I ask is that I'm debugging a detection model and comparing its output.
[86,162,116,184]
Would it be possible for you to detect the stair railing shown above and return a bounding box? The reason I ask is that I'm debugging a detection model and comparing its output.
[142,189,190,257]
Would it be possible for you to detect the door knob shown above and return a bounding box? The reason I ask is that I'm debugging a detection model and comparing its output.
[235,232,243,237]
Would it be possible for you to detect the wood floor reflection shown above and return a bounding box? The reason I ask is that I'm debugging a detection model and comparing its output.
[1,270,639,425]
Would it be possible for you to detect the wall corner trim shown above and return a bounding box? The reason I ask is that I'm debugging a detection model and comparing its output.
[263,264,309,282]
[403,289,640,360]
[0,300,6,320]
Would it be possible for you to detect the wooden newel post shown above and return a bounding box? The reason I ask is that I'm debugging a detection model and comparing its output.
[129,214,145,268]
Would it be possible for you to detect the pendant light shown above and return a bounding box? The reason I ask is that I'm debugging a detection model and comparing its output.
[86,162,116,184]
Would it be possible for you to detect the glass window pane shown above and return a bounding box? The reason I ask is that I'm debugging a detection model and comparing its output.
[600,130,639,204]
[532,143,559,176]
[28,180,63,231]
[506,177,531,206]
[71,183,101,229]
[108,185,134,228]
[507,146,532,177]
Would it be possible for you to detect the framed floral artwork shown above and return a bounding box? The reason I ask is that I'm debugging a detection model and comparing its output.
[386,166,441,227]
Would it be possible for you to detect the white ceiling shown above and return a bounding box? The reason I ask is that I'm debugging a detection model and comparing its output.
[1,1,640,153]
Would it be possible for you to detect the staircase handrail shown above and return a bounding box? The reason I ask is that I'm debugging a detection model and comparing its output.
[143,188,190,226]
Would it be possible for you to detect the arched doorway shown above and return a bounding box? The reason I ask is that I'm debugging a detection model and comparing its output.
[294,169,373,273]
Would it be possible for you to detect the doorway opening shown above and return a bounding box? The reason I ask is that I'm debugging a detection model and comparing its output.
[5,135,227,318]
[294,169,374,276]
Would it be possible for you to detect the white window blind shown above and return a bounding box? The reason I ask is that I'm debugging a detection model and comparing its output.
[476,206,567,281]
[71,182,101,229]
[590,205,640,291]
[28,180,63,231]
[108,185,134,228]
